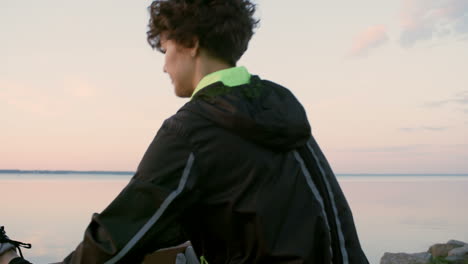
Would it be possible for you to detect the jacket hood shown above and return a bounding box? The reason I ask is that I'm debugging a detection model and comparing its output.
[186,76,311,151]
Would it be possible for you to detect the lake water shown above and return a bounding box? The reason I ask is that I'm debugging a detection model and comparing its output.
[1,173,468,264]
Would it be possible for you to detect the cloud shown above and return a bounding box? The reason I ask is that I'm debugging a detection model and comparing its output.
[348,144,428,153]
[64,76,97,98]
[423,90,468,108]
[400,126,449,132]
[0,80,54,116]
[454,90,468,104]
[0,77,99,117]
[343,143,468,153]
[399,0,468,47]
[349,25,389,57]
[459,34,468,41]
[422,99,452,107]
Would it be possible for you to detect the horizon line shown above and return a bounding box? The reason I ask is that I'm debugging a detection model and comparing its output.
[1,169,467,176]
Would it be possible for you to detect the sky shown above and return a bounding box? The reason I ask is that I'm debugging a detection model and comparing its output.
[1,0,467,173]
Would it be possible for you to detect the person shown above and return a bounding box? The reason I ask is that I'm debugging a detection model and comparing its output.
[0,0,370,263]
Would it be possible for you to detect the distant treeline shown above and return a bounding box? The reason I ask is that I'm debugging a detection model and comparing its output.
[0,169,134,175]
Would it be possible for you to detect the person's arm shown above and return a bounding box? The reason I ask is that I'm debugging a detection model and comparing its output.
[63,119,200,264]
[0,250,32,264]
[0,249,18,264]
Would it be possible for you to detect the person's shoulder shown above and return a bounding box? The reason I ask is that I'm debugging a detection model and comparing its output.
[161,101,211,137]
[256,76,285,88]
[253,76,300,100]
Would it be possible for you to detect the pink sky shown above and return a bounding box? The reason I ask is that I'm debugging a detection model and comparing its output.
[1,0,467,173]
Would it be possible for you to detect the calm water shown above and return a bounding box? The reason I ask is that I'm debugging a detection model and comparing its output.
[1,173,468,264]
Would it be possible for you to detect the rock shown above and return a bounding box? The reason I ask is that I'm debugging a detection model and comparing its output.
[447,240,468,247]
[446,254,468,264]
[380,252,431,264]
[429,243,461,257]
[449,245,468,257]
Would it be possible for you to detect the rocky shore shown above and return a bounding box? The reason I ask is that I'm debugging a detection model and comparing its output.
[380,240,468,264]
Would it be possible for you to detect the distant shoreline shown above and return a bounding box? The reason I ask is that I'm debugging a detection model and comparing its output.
[0,170,134,175]
[1,170,467,176]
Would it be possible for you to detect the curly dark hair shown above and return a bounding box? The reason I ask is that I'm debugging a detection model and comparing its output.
[147,0,259,66]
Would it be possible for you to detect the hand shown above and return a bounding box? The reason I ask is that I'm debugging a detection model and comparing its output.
[0,249,19,264]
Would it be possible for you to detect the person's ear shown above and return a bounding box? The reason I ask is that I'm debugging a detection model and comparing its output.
[189,38,199,57]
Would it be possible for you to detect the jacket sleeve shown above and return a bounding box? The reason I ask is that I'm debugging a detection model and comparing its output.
[62,120,200,264]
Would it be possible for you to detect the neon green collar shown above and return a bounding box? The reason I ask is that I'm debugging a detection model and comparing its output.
[191,66,251,98]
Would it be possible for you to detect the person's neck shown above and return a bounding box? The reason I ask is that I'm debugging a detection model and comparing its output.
[192,58,232,90]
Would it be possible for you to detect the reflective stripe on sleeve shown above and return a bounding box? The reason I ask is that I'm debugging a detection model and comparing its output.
[293,150,333,258]
[306,141,349,264]
[105,153,195,264]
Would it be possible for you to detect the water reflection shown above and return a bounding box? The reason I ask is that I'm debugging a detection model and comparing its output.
[1,177,129,262]
[1,175,467,264]
[339,176,468,264]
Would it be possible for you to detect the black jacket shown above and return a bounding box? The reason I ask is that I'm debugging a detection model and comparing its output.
[63,76,369,264]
